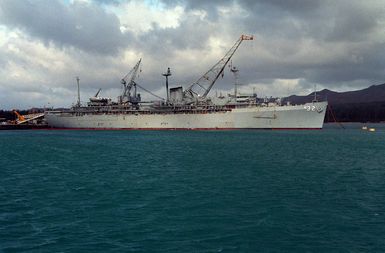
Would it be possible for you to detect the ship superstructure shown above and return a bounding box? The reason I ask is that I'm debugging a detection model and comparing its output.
[45,35,328,130]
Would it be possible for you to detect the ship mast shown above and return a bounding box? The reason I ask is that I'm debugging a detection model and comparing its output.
[313,84,318,102]
[162,67,172,103]
[76,76,81,107]
[230,65,239,100]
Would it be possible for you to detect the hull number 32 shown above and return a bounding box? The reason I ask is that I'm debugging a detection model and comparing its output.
[304,105,323,113]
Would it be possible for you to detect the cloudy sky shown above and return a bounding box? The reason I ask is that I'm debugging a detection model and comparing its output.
[0,0,384,109]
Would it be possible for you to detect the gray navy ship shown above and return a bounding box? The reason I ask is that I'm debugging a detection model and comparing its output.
[45,35,328,130]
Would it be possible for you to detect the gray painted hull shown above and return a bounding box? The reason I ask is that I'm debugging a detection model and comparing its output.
[45,101,328,129]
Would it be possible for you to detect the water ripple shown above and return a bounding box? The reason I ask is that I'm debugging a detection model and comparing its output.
[1,129,385,251]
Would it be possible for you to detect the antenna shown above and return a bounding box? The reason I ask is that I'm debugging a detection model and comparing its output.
[230,65,239,100]
[313,84,318,102]
[76,76,81,107]
[162,67,172,103]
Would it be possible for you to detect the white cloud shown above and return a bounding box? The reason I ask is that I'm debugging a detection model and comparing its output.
[108,1,184,34]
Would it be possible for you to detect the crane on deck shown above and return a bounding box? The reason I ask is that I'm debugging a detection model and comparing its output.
[88,88,111,105]
[119,58,142,104]
[183,35,253,104]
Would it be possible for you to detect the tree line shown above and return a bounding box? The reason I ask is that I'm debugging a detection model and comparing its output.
[326,102,385,123]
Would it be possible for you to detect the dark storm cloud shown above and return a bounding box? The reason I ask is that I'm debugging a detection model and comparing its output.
[250,0,322,13]
[205,0,385,90]
[305,43,385,84]
[160,0,383,43]
[91,0,121,5]
[138,16,213,58]
[324,2,381,42]
[160,0,228,21]
[239,0,381,43]
[161,0,322,20]
[1,0,385,109]
[0,0,130,55]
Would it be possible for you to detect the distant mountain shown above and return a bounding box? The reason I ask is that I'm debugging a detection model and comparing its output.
[284,83,385,105]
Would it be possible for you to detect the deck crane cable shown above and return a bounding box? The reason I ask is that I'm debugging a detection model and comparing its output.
[183,35,253,102]
[136,83,165,101]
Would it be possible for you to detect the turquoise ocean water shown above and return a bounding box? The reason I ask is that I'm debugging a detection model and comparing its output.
[1,124,385,252]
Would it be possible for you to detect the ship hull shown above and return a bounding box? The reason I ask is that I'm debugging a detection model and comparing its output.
[45,102,328,130]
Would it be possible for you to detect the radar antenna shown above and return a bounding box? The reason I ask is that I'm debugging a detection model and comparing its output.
[230,64,239,99]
